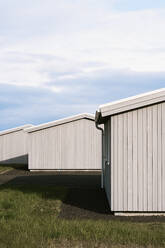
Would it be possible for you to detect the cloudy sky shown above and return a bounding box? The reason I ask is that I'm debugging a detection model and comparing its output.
[0,0,165,130]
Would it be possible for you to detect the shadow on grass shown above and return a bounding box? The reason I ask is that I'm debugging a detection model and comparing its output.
[0,173,165,222]
[0,155,28,171]
[0,173,110,215]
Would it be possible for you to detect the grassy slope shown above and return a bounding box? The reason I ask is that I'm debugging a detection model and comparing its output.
[0,184,165,248]
[0,165,13,173]
[0,164,27,173]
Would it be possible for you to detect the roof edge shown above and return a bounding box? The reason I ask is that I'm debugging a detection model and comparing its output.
[0,124,34,136]
[25,113,94,133]
[98,88,165,118]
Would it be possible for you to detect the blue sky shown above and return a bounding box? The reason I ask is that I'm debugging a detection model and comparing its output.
[0,0,165,130]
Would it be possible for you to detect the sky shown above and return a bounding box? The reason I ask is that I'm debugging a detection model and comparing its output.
[0,0,165,130]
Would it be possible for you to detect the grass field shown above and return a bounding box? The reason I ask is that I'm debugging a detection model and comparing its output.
[0,163,26,173]
[0,183,165,248]
[0,165,12,173]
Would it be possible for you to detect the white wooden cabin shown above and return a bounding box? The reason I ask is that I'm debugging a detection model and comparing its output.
[0,124,33,164]
[25,113,102,171]
[95,88,165,215]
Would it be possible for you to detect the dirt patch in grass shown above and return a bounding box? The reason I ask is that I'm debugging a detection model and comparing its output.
[60,188,110,220]
[59,188,165,223]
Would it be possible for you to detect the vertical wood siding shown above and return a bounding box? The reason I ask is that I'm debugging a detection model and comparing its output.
[108,102,165,212]
[0,130,28,164]
[28,119,102,170]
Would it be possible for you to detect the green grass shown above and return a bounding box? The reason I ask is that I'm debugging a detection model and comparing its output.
[0,165,12,173]
[0,184,165,248]
[0,163,27,173]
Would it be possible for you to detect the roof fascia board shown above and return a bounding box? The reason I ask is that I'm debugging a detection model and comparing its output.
[0,124,33,136]
[25,113,94,133]
[99,88,165,117]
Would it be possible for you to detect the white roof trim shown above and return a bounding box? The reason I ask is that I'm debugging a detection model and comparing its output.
[0,124,34,136]
[98,88,165,117]
[25,113,94,133]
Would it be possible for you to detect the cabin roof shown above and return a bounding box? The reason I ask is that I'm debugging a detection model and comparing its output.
[96,88,165,124]
[0,124,33,136]
[25,113,94,133]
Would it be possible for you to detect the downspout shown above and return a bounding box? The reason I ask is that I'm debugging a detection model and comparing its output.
[95,111,104,189]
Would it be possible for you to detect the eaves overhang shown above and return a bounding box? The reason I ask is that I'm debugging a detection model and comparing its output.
[96,88,165,121]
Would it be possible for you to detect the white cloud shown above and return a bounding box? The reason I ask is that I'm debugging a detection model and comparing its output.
[0,2,165,90]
